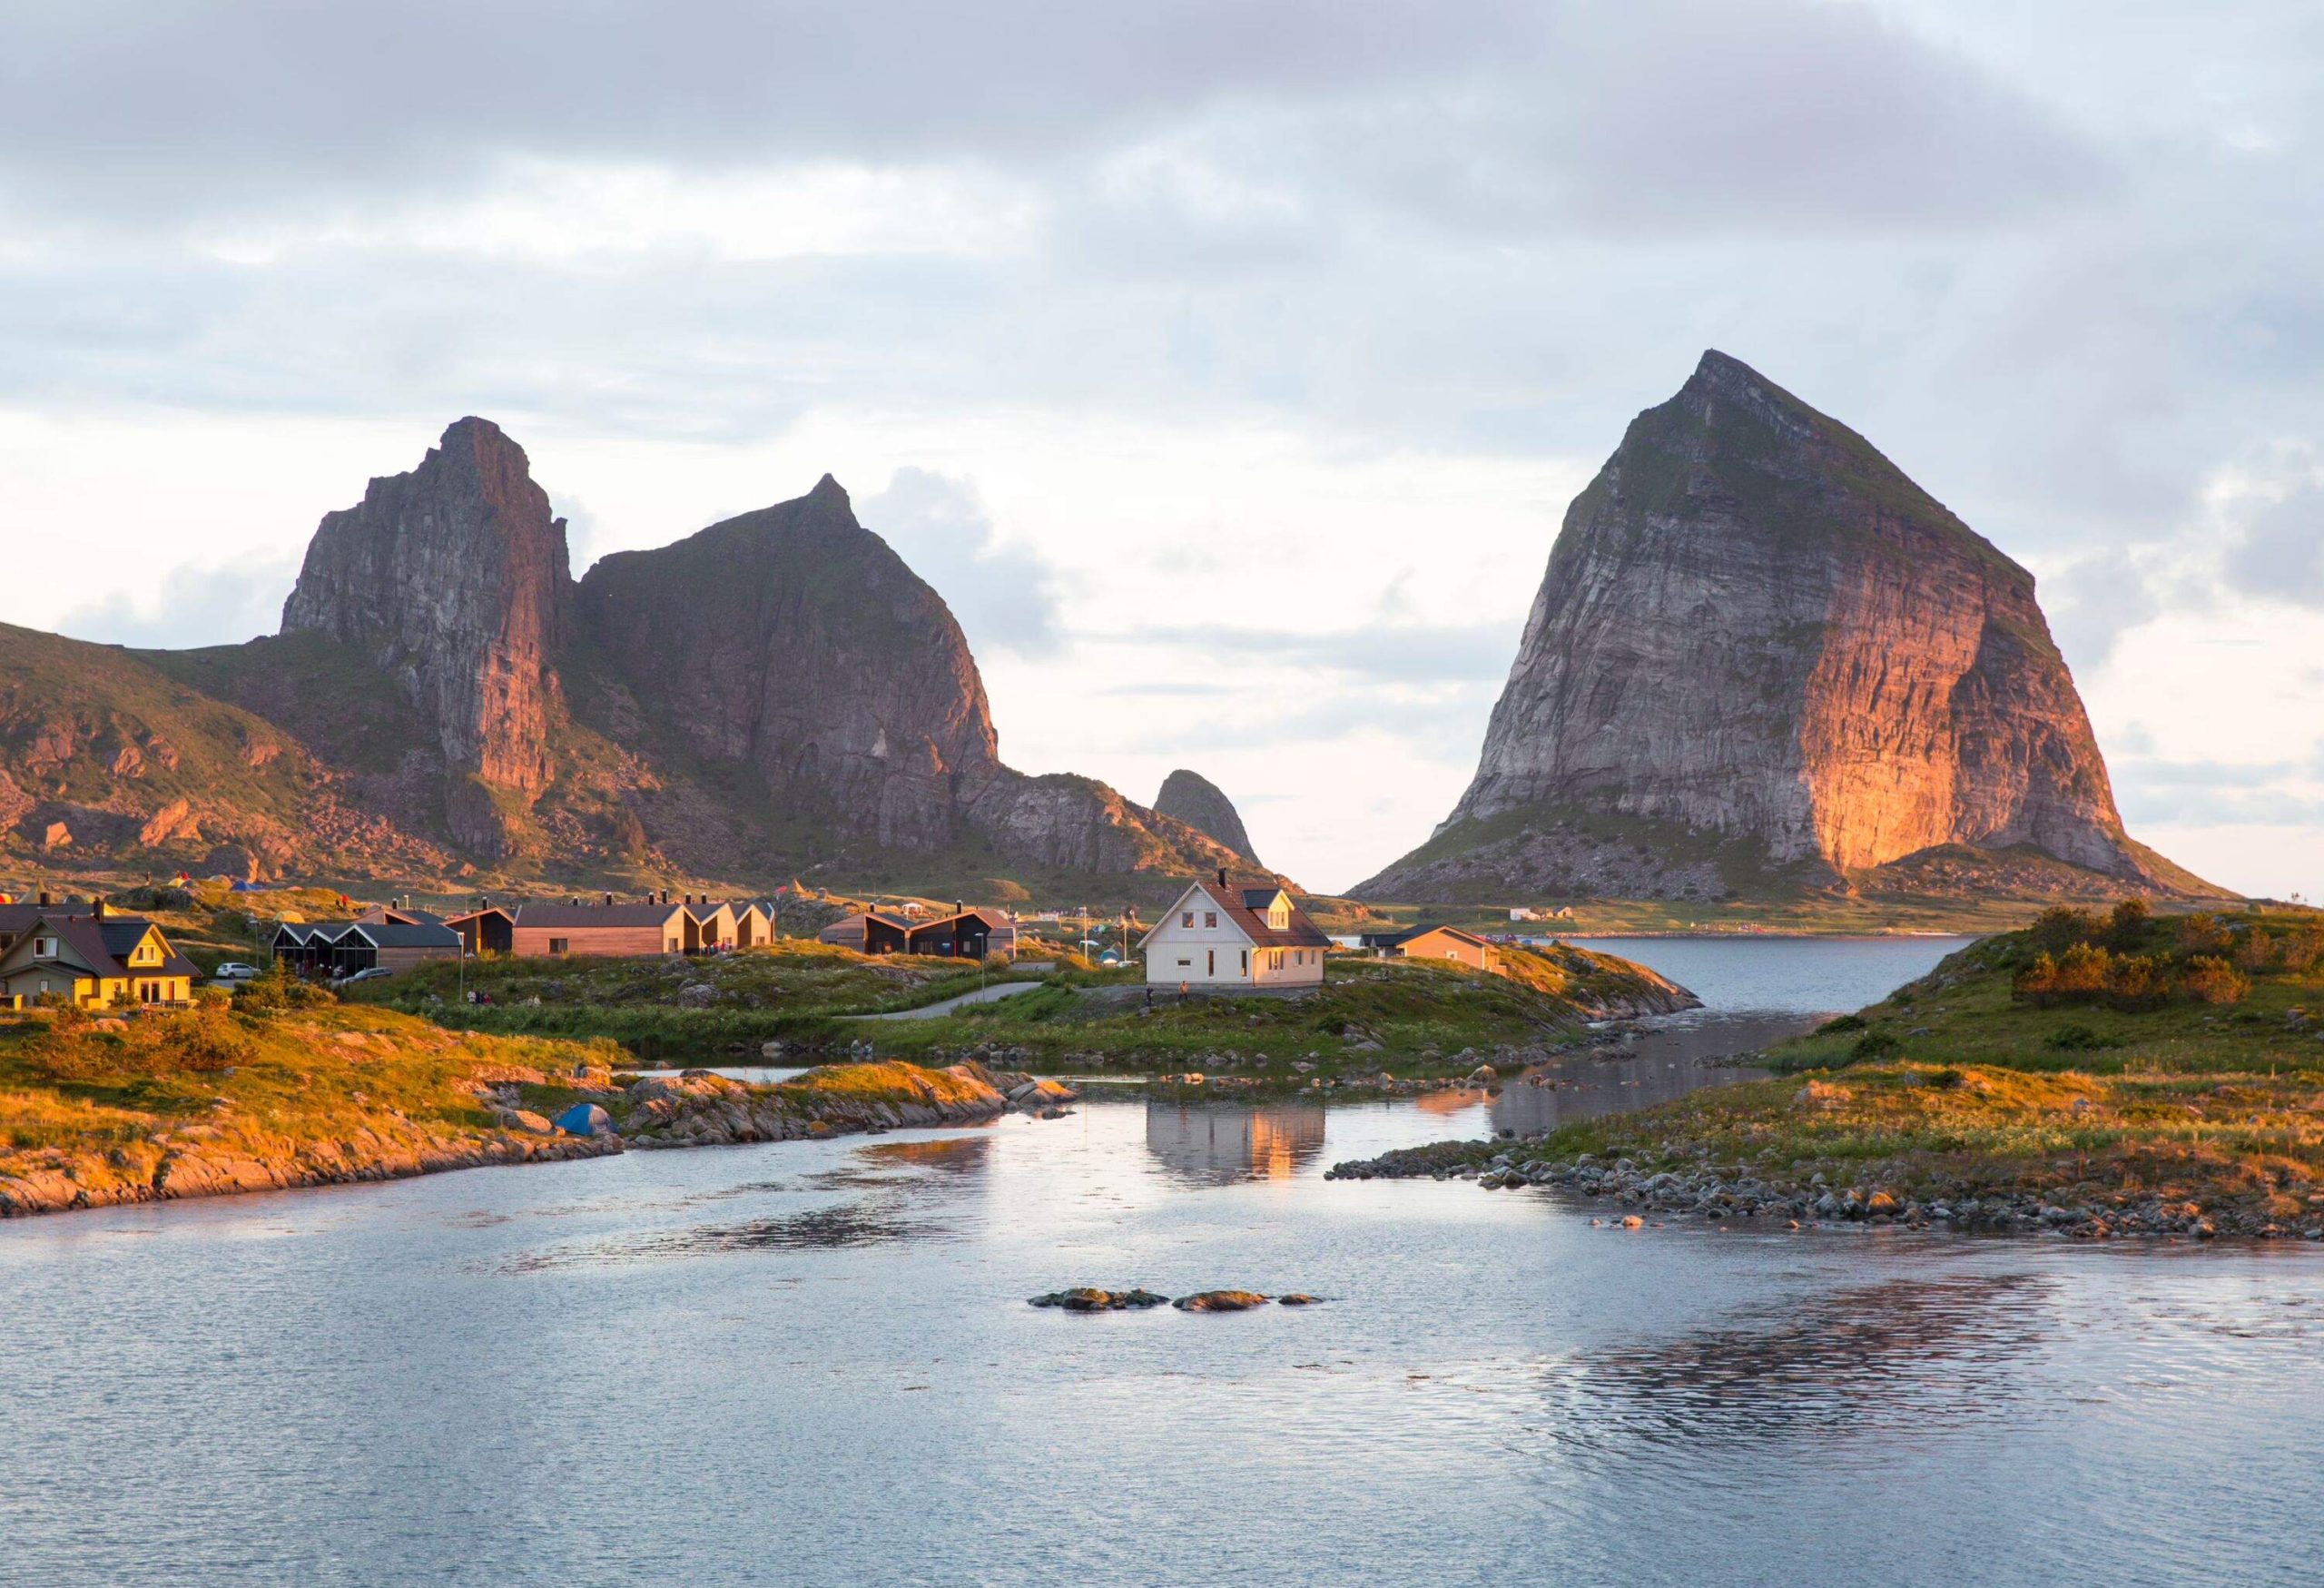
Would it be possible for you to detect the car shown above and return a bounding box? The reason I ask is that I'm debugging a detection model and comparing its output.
[211,962,262,982]
[331,966,395,987]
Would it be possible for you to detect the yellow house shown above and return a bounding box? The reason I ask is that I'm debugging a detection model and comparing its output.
[0,911,196,1010]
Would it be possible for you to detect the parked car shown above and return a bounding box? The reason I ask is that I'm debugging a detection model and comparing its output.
[210,962,262,982]
[331,966,395,988]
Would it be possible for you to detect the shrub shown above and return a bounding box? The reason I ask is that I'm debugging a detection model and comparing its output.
[2047,1023,2123,1052]
[2105,954,2169,1008]
[2180,956,2250,1006]
[2029,907,2101,951]
[1817,1013,1869,1035]
[235,961,336,1014]
[2280,928,2324,975]
[2175,912,2231,959]
[2104,898,2153,952]
[2014,952,2060,1006]
[2233,929,2278,974]
[1849,1031,1901,1061]
[2053,942,2112,999]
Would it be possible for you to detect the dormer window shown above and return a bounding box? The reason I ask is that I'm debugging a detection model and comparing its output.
[34,936,56,959]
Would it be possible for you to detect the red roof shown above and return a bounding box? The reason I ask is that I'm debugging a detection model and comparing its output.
[1187,879,1330,949]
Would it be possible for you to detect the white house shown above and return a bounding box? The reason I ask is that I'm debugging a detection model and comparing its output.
[1137,872,1330,988]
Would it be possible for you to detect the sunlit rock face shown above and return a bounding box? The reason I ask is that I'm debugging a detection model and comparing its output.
[1360,351,2167,902]
[1153,769,1261,867]
[283,417,571,801]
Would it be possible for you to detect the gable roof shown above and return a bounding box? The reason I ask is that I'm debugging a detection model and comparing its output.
[359,905,447,927]
[4,912,196,981]
[506,901,685,930]
[0,900,99,940]
[1140,879,1329,951]
[1402,924,1496,952]
[343,921,462,949]
[441,904,517,927]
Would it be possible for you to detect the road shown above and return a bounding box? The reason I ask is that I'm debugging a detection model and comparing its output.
[846,981,1049,1021]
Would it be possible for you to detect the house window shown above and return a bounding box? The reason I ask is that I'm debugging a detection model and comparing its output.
[548,938,570,955]
[1176,957,1191,968]
[1182,912,1195,928]
[667,938,680,953]
[1204,912,1217,928]
[34,937,55,959]
[1240,950,1248,972]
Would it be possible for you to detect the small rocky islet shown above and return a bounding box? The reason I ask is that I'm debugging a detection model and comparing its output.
[1029,1288,1321,1311]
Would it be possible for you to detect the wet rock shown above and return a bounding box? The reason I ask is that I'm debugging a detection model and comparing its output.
[1620,1215,1644,1229]
[1029,1287,1170,1311]
[1173,1290,1270,1312]
[1276,1294,1322,1307]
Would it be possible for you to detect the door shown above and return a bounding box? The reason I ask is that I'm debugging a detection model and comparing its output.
[1206,949,1215,977]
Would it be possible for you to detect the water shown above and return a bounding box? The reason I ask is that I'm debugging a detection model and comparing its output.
[1571,933,1974,1016]
[6,936,2319,1586]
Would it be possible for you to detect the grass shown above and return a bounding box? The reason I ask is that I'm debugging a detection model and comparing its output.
[863,947,1693,1075]
[1409,904,2324,1231]
[342,940,1034,1062]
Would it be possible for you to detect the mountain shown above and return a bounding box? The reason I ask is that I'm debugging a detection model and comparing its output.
[1356,351,2215,905]
[1153,769,1261,866]
[4,419,1262,902]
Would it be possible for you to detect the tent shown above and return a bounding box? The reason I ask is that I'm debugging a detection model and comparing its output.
[553,1103,614,1137]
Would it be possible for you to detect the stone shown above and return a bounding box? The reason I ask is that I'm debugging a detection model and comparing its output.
[1172,1290,1270,1312]
[1354,350,2207,903]
[1029,1288,1168,1311]
[1620,1215,1645,1229]
[1275,1294,1322,1307]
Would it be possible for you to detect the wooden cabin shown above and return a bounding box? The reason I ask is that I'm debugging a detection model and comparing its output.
[1387,924,1502,974]
[819,909,997,958]
[505,900,689,958]
[334,921,462,975]
[0,909,196,1009]
[680,898,736,953]
[731,902,773,949]
[442,905,516,956]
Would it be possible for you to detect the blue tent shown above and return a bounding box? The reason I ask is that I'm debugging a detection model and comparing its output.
[554,1103,613,1137]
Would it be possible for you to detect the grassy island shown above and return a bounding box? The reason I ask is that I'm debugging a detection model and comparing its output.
[1334,905,2324,1239]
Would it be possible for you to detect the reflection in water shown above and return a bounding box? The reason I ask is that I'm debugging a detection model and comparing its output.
[857,1136,994,1176]
[1489,1012,1804,1137]
[1535,1275,2053,1452]
[1144,1102,1329,1184]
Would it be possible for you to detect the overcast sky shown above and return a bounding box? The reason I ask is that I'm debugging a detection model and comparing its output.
[5,0,2322,897]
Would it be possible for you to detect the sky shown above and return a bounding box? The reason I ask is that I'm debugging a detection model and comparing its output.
[3,0,2322,898]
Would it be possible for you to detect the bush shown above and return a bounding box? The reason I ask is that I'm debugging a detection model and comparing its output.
[2233,929,2278,974]
[2180,956,2250,1006]
[2047,1023,2123,1052]
[1849,1031,1901,1061]
[2281,928,2324,975]
[2029,907,2101,952]
[2175,912,2231,959]
[2053,942,2112,998]
[2104,898,2153,952]
[2105,954,2169,1008]
[1816,1013,1869,1035]
[234,961,336,1014]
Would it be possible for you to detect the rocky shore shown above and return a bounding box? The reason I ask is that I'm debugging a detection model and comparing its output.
[1324,1140,2324,1241]
[0,1058,1074,1221]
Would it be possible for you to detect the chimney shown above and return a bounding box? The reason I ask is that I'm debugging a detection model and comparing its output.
[94,897,105,920]
[604,892,614,907]
[37,889,51,906]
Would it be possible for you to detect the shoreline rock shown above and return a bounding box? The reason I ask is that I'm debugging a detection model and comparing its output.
[1324,1140,2323,1242]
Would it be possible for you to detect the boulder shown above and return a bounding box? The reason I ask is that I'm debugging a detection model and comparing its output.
[1172,1290,1269,1312]
[1029,1287,1169,1311]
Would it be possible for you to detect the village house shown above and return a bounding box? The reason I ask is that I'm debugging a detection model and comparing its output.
[1137,872,1329,988]
[0,904,196,1010]
[819,906,1004,959]
[1374,924,1502,974]
[269,918,462,979]
[0,893,100,957]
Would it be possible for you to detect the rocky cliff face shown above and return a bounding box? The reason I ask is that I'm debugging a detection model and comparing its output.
[576,477,1001,852]
[1153,769,1261,865]
[281,418,571,853]
[1358,351,2191,902]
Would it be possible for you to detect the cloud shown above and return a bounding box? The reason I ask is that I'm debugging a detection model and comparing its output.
[2224,475,2324,605]
[2043,551,2163,674]
[860,468,1064,657]
[56,554,300,650]
[1133,620,1521,686]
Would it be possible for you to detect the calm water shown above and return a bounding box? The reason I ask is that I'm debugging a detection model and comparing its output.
[6,936,2319,1587]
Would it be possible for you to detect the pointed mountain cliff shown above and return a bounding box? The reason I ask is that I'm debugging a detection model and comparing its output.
[1153,769,1261,866]
[1356,351,2212,904]
[280,417,572,854]
[6,418,1261,901]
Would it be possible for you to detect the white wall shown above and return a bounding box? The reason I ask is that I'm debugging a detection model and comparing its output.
[1142,891,1256,985]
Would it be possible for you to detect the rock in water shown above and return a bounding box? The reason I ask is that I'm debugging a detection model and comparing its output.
[1356,350,2212,904]
[1153,769,1262,867]
[1172,1290,1270,1312]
